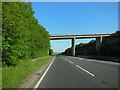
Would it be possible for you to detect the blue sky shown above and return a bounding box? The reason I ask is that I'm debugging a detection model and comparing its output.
[32,2,118,53]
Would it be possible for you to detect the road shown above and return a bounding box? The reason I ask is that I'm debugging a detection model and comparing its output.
[35,55,119,88]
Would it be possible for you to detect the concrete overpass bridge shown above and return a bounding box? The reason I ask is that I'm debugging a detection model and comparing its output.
[50,33,117,56]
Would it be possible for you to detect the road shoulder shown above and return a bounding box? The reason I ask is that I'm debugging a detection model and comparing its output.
[18,56,55,88]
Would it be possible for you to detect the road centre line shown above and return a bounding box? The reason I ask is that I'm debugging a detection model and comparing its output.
[65,58,67,60]
[76,65,95,77]
[61,57,68,60]
[34,56,56,89]
[62,57,73,64]
[61,57,67,60]
[68,61,73,64]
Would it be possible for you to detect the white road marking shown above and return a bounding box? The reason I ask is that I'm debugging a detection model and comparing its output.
[69,61,73,64]
[63,57,73,64]
[65,58,67,60]
[76,65,95,77]
[34,56,56,89]
[61,57,67,60]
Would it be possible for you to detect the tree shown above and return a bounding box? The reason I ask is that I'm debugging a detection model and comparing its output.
[99,31,120,57]
[2,2,50,66]
[49,49,54,55]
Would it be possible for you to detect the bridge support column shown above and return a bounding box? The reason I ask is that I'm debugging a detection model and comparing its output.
[96,36,102,52]
[72,37,76,56]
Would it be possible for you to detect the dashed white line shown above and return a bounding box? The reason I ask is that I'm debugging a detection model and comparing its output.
[69,61,73,64]
[65,58,68,60]
[76,65,95,77]
[62,57,73,64]
[61,57,68,61]
[34,56,56,89]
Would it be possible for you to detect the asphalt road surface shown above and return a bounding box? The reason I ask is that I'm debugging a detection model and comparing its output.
[35,55,119,88]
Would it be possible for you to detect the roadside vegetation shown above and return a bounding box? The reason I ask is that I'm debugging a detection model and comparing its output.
[61,31,120,62]
[2,56,53,88]
[2,2,51,66]
[0,68,1,89]
[2,1,54,88]
[49,49,54,55]
[0,1,2,89]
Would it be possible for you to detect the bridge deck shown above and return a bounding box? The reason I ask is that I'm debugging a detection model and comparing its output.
[50,33,116,40]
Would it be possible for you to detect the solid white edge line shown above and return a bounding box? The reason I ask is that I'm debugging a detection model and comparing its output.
[76,65,95,77]
[34,56,56,89]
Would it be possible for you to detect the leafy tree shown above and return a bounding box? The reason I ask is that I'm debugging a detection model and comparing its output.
[49,49,54,55]
[99,31,120,57]
[2,2,50,66]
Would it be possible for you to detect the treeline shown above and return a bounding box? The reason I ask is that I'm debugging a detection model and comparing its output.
[49,49,54,55]
[2,2,51,66]
[61,31,120,57]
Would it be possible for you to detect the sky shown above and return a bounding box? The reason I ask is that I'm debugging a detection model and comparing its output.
[32,2,118,53]
[20,0,120,2]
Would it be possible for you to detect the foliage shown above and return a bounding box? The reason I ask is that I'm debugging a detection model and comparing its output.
[49,49,54,55]
[61,48,72,56]
[99,31,120,57]
[2,56,53,88]
[62,40,96,56]
[2,2,50,66]
[76,40,96,55]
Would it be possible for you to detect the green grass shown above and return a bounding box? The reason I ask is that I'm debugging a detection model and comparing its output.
[0,61,2,89]
[0,68,2,89]
[2,56,54,88]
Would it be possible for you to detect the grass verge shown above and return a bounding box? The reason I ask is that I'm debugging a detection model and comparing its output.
[0,68,2,89]
[2,56,54,88]
[0,61,2,89]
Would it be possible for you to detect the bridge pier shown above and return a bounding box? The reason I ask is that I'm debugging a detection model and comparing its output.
[96,36,102,52]
[72,37,76,56]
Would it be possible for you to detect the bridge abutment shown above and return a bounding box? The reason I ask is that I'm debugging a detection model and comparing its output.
[72,37,76,56]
